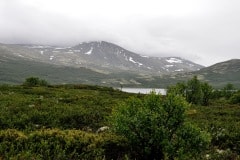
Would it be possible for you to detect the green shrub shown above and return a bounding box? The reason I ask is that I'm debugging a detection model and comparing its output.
[101,133,129,160]
[0,129,27,159]
[230,92,240,104]
[0,129,132,159]
[168,76,213,106]
[27,129,104,159]
[110,92,211,159]
[23,77,48,87]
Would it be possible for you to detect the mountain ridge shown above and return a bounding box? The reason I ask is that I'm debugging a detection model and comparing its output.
[3,41,239,88]
[0,41,204,75]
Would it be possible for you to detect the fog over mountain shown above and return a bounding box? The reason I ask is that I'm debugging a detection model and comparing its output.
[1,0,240,66]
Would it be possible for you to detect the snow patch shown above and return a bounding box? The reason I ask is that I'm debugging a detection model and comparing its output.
[28,45,44,49]
[26,45,53,49]
[40,51,44,55]
[166,58,182,63]
[55,47,67,50]
[129,57,143,66]
[165,65,174,68]
[129,57,136,63]
[84,47,93,55]
[175,69,184,72]
[18,54,24,57]
[141,55,149,58]
[49,56,54,60]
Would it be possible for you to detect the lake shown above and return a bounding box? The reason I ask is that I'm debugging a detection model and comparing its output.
[121,88,166,95]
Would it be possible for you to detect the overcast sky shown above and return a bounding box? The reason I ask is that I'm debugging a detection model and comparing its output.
[1,0,240,66]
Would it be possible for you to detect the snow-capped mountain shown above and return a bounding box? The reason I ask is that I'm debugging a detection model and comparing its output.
[70,41,203,74]
[1,41,203,75]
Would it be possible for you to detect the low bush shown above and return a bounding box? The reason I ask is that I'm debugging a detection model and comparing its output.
[230,92,240,104]
[0,129,128,159]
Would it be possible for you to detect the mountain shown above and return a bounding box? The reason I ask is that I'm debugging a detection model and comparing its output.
[168,59,240,88]
[0,41,203,75]
[192,59,240,88]
[0,41,204,86]
[1,41,239,88]
[70,41,203,74]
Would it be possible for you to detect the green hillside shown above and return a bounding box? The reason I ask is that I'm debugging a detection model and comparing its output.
[194,59,240,88]
[160,59,240,89]
[0,57,106,85]
[0,55,181,87]
[1,51,240,89]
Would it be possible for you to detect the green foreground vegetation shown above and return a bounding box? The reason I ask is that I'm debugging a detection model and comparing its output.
[0,77,240,159]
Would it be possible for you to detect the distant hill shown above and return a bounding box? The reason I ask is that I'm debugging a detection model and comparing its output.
[194,59,240,88]
[171,59,240,88]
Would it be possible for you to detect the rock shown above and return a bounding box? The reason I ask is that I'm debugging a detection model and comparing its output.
[96,126,109,133]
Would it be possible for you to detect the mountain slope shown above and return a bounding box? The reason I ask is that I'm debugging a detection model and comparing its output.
[0,41,205,86]
[0,41,203,75]
[194,59,240,87]
[70,41,203,74]
[0,53,106,85]
[169,59,240,88]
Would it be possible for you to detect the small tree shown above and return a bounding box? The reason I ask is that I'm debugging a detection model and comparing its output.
[201,82,213,106]
[229,91,240,104]
[223,83,235,99]
[110,92,210,159]
[168,77,214,106]
[39,79,48,86]
[167,82,187,97]
[186,76,203,105]
[23,77,48,87]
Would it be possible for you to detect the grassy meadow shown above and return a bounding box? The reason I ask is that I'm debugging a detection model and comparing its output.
[0,83,239,159]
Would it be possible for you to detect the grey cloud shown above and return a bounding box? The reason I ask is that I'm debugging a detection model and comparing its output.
[1,0,240,66]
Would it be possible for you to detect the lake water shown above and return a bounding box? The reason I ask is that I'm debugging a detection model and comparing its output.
[121,88,166,95]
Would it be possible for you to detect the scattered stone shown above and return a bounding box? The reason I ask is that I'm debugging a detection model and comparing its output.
[96,126,109,133]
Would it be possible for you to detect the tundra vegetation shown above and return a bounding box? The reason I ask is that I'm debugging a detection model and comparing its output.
[0,76,239,159]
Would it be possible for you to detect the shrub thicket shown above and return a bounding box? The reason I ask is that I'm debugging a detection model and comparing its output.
[110,92,211,159]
